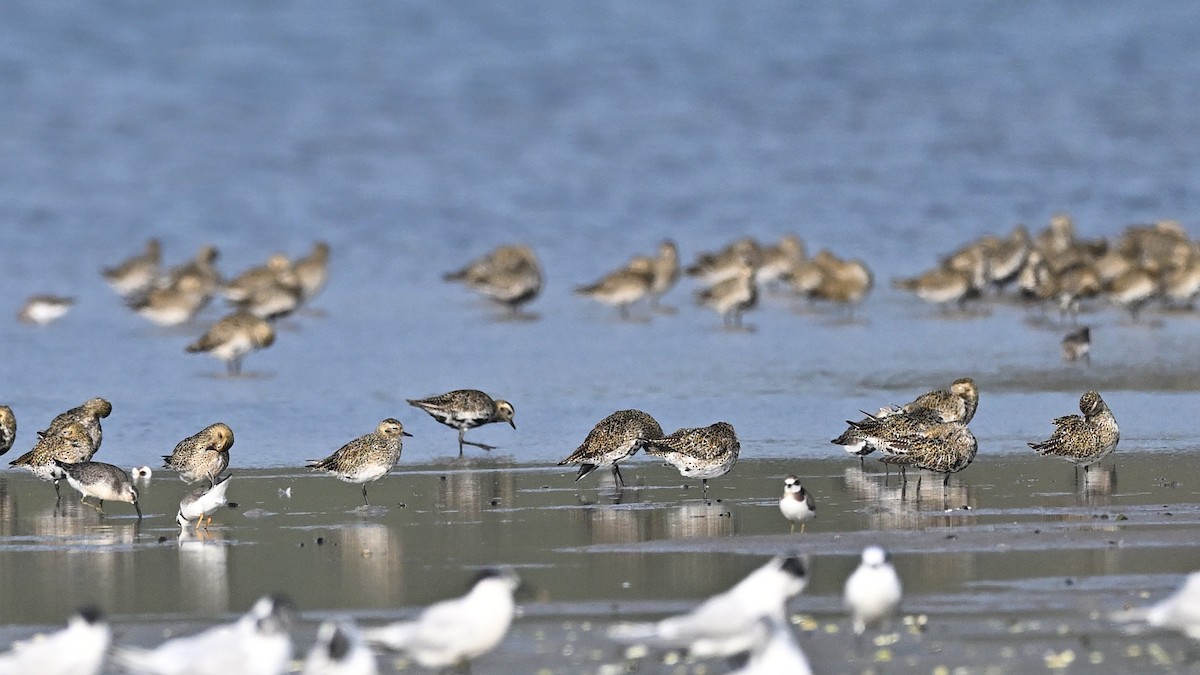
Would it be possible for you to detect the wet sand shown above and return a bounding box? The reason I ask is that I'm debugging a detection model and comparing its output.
[2,453,1199,673]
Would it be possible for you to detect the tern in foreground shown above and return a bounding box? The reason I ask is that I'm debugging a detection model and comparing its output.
[607,555,808,659]
[363,567,520,670]
[302,619,378,675]
[1141,572,1200,639]
[843,546,903,635]
[0,606,110,675]
[115,595,294,675]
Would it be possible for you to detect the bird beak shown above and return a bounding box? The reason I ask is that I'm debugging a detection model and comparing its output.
[134,501,143,519]
[403,431,413,437]
[509,421,517,429]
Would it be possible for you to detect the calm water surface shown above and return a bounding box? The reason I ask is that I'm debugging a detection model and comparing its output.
[2,0,1200,672]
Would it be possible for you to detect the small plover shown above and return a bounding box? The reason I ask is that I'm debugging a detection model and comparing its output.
[186,311,276,376]
[54,460,142,519]
[1028,390,1119,474]
[843,546,903,635]
[557,409,663,487]
[1061,326,1091,362]
[307,419,410,505]
[115,595,294,675]
[102,238,162,299]
[163,422,234,485]
[9,422,95,498]
[302,619,377,675]
[779,475,815,533]
[407,389,515,455]
[17,295,75,326]
[177,473,233,530]
[607,555,808,658]
[41,397,111,452]
[642,422,740,497]
[363,567,519,671]
[0,405,14,456]
[575,257,655,319]
[0,606,110,675]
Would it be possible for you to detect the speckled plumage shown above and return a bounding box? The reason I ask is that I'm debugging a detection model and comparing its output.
[0,405,14,457]
[696,264,758,328]
[870,417,979,486]
[186,311,276,375]
[307,419,411,505]
[445,245,542,315]
[41,397,111,455]
[558,409,663,486]
[779,475,816,534]
[10,422,95,490]
[832,378,978,459]
[643,422,740,495]
[55,460,141,518]
[102,238,162,299]
[163,422,234,485]
[1028,391,1119,470]
[408,390,515,455]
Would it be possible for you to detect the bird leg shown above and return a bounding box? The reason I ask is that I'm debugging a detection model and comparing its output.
[361,484,370,506]
[611,464,625,488]
[81,495,106,515]
[462,439,496,451]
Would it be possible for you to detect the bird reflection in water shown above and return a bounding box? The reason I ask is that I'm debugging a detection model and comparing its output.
[842,465,976,529]
[178,529,230,613]
[435,469,516,519]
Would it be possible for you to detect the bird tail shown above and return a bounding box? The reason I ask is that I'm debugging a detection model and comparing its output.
[606,622,665,645]
[113,647,161,673]
[362,622,419,651]
[573,463,597,482]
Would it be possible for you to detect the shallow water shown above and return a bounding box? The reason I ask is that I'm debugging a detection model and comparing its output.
[3,0,1200,672]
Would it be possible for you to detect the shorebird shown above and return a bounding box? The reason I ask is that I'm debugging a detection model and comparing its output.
[574,257,655,319]
[102,238,162,299]
[17,295,75,326]
[844,546,903,636]
[307,419,410,505]
[223,253,292,304]
[40,397,111,452]
[186,311,276,376]
[642,422,740,497]
[115,595,294,675]
[0,405,14,457]
[9,422,95,499]
[831,378,978,462]
[0,606,110,675]
[696,261,758,329]
[407,389,515,455]
[686,237,762,286]
[755,234,806,287]
[363,568,520,671]
[557,409,663,487]
[607,555,808,659]
[54,460,142,518]
[163,422,234,485]
[294,241,331,307]
[177,473,233,530]
[866,414,979,489]
[779,475,815,533]
[1028,390,1119,475]
[128,275,209,327]
[301,619,377,675]
[162,245,222,308]
[445,245,543,316]
[646,239,680,309]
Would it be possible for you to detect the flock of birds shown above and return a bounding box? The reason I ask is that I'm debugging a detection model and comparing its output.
[4,215,1200,673]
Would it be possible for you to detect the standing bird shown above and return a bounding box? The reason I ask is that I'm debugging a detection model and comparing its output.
[779,475,815,533]
[54,460,142,519]
[102,238,162,300]
[302,619,377,675]
[642,422,740,497]
[607,556,808,659]
[868,415,979,490]
[17,295,75,326]
[294,241,332,307]
[557,409,663,488]
[363,568,520,671]
[1028,391,1119,475]
[41,397,112,454]
[0,606,110,675]
[163,422,234,486]
[696,261,758,329]
[1061,326,1091,363]
[9,422,95,499]
[407,390,515,455]
[0,405,15,456]
[307,419,411,505]
[844,546,903,636]
[115,595,294,675]
[831,377,978,461]
[574,257,655,319]
[647,239,680,310]
[177,473,233,530]
[186,311,276,376]
[445,244,543,316]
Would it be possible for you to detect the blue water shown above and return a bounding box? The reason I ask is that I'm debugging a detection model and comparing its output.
[2,0,1200,469]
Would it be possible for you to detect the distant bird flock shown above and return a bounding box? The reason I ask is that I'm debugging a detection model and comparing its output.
[4,213,1200,671]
